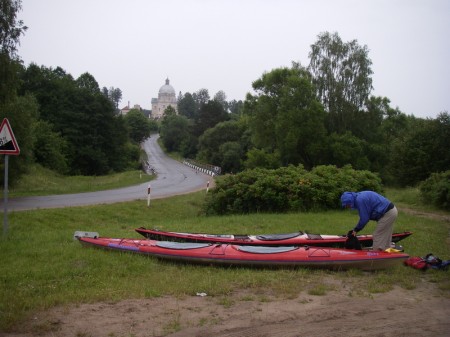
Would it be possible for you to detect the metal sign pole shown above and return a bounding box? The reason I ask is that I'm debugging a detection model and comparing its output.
[3,155,9,235]
[0,118,20,236]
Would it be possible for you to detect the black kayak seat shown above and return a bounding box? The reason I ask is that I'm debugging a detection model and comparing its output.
[255,232,302,241]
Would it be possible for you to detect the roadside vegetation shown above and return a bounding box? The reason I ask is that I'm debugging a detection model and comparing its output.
[7,164,153,197]
[1,188,449,332]
[204,165,383,214]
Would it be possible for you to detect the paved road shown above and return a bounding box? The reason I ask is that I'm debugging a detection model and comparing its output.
[1,135,212,211]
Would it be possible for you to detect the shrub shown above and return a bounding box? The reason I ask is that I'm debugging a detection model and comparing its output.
[419,171,450,211]
[204,165,383,215]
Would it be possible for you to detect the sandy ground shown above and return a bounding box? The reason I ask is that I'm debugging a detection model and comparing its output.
[4,279,449,337]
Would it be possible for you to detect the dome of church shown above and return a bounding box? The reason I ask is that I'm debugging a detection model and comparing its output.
[159,78,175,95]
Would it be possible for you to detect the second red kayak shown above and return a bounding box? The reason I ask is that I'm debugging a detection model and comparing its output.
[135,227,412,248]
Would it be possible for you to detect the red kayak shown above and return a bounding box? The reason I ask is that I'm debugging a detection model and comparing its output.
[135,227,412,248]
[76,233,409,271]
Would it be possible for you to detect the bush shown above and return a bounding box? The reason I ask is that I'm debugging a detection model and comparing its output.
[204,165,383,215]
[419,171,450,211]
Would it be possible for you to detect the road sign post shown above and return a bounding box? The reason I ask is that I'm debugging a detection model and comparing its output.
[1,118,20,235]
[3,155,9,235]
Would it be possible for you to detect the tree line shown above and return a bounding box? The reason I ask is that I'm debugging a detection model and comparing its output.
[1,62,159,184]
[161,32,449,188]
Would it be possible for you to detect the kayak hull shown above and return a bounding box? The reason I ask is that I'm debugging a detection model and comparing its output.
[135,227,413,248]
[77,236,409,271]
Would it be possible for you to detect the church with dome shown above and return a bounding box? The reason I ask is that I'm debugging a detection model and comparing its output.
[151,78,178,119]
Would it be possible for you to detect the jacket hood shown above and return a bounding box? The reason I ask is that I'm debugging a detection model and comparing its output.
[341,192,357,209]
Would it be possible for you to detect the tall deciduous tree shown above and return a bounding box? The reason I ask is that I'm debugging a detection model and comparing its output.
[160,113,191,152]
[19,64,131,175]
[308,32,373,133]
[192,88,210,110]
[33,119,69,173]
[76,72,100,94]
[124,109,152,143]
[106,87,122,110]
[245,64,327,168]
[177,92,197,119]
[194,100,229,137]
[1,0,27,102]
[213,90,228,111]
[197,120,244,171]
[228,99,244,116]
[0,0,27,57]
[389,112,450,186]
[0,0,33,185]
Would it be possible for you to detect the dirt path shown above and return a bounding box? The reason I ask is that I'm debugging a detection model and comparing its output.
[400,206,450,223]
[5,280,449,337]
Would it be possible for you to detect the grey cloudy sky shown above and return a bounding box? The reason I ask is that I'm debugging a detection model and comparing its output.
[18,0,449,118]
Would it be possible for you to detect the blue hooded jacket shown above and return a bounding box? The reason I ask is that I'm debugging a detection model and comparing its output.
[341,191,393,232]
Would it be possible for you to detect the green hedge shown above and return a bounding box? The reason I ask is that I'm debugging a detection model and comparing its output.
[204,165,383,215]
[419,171,450,211]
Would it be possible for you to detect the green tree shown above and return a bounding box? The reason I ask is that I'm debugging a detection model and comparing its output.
[192,88,210,109]
[359,96,391,142]
[327,132,370,170]
[245,64,327,168]
[160,114,191,152]
[0,0,32,184]
[219,141,242,173]
[194,100,229,137]
[228,99,244,116]
[107,87,122,110]
[244,148,281,169]
[76,72,100,94]
[177,92,197,119]
[19,64,74,122]
[124,109,152,143]
[164,105,177,117]
[308,32,373,133]
[19,64,131,175]
[389,112,450,186]
[0,0,27,57]
[0,0,27,103]
[33,120,69,173]
[419,171,450,211]
[243,92,277,151]
[213,90,228,111]
[108,116,136,171]
[197,120,243,172]
[361,96,408,180]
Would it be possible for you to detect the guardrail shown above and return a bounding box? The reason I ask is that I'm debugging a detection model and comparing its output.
[183,159,221,177]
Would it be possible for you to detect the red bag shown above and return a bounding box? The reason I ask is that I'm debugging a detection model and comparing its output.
[404,257,428,270]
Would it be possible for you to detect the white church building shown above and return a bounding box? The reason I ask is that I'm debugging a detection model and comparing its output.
[151,78,178,119]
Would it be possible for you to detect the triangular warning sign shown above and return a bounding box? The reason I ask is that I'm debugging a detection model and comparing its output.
[0,118,20,155]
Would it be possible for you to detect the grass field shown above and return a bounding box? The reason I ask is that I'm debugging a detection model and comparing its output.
[1,186,449,331]
[7,164,153,197]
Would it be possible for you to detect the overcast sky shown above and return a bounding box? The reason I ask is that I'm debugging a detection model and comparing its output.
[18,0,449,118]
